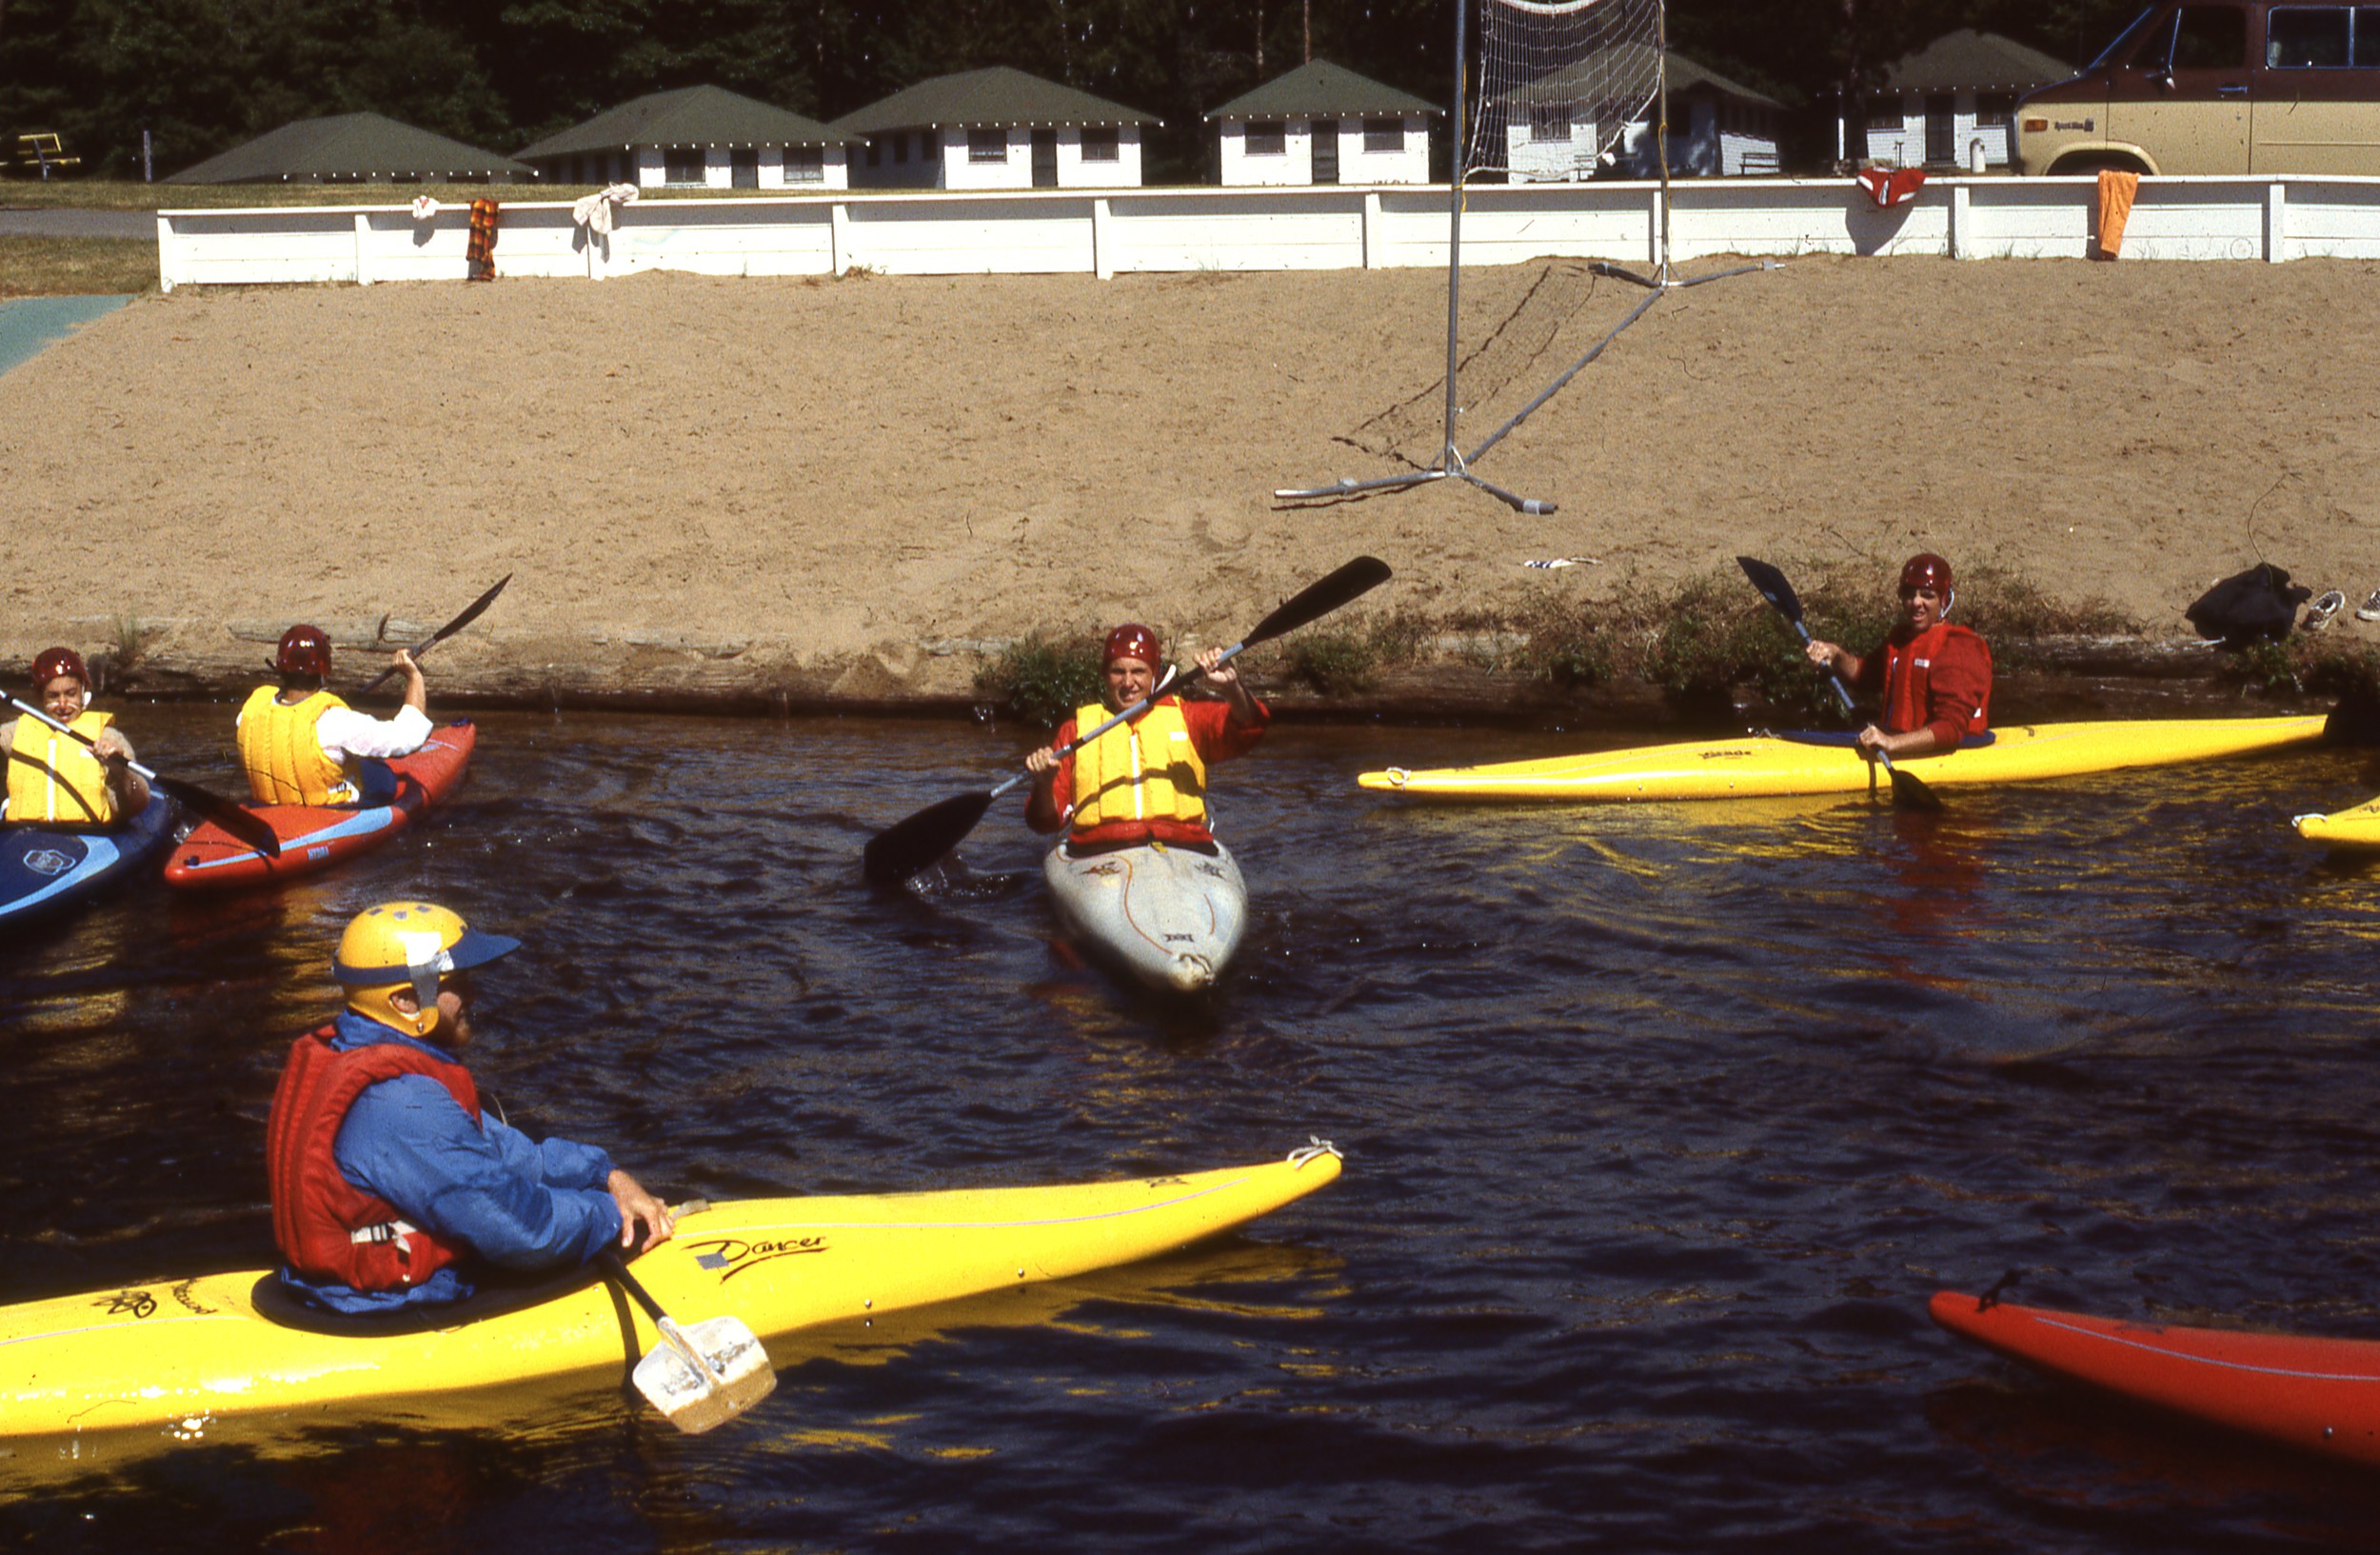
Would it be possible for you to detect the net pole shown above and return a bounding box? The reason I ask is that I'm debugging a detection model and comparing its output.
[1655,4,1672,279]
[1438,0,1470,468]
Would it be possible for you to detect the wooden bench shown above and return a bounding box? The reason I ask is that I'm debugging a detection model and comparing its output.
[14,132,83,179]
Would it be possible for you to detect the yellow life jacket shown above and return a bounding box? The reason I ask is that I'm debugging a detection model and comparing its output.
[6,708,118,827]
[238,686,355,807]
[1068,699,1206,830]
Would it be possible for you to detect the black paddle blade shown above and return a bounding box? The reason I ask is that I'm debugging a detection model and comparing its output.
[1735,556,1803,625]
[1886,765,1944,813]
[863,789,996,885]
[1241,556,1393,648]
[153,774,283,856]
[357,573,513,697]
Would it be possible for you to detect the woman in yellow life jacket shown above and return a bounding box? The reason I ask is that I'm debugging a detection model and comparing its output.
[1,647,149,828]
[1023,623,1269,852]
[236,625,430,808]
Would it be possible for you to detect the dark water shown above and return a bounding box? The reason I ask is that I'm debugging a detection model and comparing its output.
[9,706,2380,1551]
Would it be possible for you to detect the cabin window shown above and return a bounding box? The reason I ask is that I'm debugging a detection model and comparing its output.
[783,147,823,183]
[918,130,939,159]
[1246,120,1287,155]
[1081,128,1120,162]
[968,128,1008,163]
[1363,118,1403,153]
[664,148,704,185]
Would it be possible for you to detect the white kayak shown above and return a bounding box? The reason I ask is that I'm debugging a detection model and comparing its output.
[1043,839,1249,993]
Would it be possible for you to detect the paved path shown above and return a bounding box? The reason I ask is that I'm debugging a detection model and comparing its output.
[0,209,153,239]
[0,294,134,378]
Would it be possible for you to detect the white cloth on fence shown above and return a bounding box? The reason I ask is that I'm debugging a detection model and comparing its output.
[571,183,640,235]
[410,196,439,222]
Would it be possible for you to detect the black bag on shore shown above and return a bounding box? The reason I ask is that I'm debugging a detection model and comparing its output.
[2185,564,2311,645]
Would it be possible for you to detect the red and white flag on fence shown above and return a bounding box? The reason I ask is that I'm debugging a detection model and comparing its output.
[1855,168,1929,209]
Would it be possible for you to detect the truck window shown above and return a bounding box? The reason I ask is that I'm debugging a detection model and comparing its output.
[2165,5,2250,68]
[2359,6,2380,62]
[2269,6,2351,65]
[2092,8,2161,69]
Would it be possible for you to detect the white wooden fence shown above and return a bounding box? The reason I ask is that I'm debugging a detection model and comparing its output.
[155,173,2380,289]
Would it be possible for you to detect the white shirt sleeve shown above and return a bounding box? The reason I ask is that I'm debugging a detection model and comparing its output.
[314,703,433,765]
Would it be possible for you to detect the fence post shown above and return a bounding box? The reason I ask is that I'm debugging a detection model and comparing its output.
[829,201,851,275]
[1362,189,1381,269]
[155,214,176,293]
[1950,182,1970,259]
[1092,196,1113,280]
[353,211,372,286]
[2266,180,2288,263]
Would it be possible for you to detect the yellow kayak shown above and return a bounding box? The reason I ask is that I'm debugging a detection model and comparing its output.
[0,1144,1340,1439]
[1358,716,2328,803]
[2294,795,2380,847]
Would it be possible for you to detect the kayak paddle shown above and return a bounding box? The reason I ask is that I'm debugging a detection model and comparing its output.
[5,694,283,856]
[599,1246,775,1434]
[1735,556,1942,812]
[355,573,512,698]
[863,554,1395,885]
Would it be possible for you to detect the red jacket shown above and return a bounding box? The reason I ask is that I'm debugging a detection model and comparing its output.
[1035,695,1268,848]
[1855,622,1993,748]
[266,1025,481,1292]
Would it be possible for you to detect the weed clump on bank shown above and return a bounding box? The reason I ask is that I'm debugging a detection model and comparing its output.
[976,632,1103,728]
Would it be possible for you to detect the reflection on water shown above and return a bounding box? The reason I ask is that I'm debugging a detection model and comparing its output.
[6,707,2380,1549]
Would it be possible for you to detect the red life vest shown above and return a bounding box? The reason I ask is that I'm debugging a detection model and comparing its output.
[265,1024,481,1291]
[1878,622,1992,742]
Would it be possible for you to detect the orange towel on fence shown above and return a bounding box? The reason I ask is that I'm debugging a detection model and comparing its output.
[466,198,500,281]
[2095,169,2138,260]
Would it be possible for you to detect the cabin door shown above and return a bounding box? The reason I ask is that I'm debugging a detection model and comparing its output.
[1031,130,1059,187]
[1312,120,1339,183]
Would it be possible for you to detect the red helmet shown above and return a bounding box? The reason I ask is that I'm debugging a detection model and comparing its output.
[1899,553,1954,596]
[1102,623,1160,668]
[31,647,89,694]
[276,624,333,679]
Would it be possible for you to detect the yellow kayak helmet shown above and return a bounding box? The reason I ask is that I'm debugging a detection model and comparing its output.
[333,901,520,1036]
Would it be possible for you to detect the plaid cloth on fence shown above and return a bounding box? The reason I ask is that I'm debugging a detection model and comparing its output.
[466,199,500,281]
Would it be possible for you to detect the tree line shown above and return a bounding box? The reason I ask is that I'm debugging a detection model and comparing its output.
[0,0,2148,182]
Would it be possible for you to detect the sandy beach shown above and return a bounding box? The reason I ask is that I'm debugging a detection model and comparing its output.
[4,253,2376,710]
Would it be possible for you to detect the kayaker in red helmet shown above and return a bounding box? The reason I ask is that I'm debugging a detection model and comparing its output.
[1803,552,1993,760]
[1022,622,1269,851]
[236,624,431,807]
[266,901,674,1316]
[1,646,150,827]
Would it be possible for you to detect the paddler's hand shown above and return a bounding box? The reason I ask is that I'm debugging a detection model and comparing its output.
[1024,745,1061,778]
[608,1169,675,1252]
[1854,724,1889,759]
[1197,647,1258,723]
[1805,639,1843,674]
[389,648,428,715]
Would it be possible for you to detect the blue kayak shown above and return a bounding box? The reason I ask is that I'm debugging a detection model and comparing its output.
[0,797,177,927]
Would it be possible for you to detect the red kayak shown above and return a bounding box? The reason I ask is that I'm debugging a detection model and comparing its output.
[1930,1288,2380,1468]
[163,721,476,891]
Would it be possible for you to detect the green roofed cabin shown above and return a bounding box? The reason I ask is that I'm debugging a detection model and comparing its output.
[166,112,531,185]
[1207,61,1438,186]
[515,84,857,190]
[833,66,1157,189]
[1854,30,2071,169]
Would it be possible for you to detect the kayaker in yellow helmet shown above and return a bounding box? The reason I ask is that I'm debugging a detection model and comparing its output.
[265,901,674,1316]
[1,647,150,827]
[1803,552,1993,760]
[1023,623,1268,851]
[236,624,430,808]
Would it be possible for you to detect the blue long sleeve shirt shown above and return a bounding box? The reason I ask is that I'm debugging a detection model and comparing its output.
[279,1014,625,1315]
